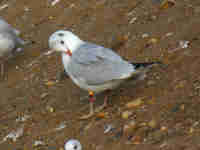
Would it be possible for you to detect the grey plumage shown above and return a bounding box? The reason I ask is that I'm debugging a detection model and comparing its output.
[67,42,135,86]
[49,30,162,119]
[0,18,25,57]
[0,18,25,76]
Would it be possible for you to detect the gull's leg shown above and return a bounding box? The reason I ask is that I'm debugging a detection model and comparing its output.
[80,91,95,119]
[94,95,108,113]
[94,90,112,113]
[1,63,4,77]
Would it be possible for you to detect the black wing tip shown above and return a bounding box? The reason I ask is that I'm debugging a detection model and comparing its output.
[132,61,165,69]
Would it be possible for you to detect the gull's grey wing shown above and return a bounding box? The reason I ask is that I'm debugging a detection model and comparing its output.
[68,42,135,85]
[0,31,25,57]
[0,18,20,35]
[0,18,25,46]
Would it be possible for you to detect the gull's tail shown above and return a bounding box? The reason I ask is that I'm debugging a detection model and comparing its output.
[132,61,163,69]
[130,61,164,81]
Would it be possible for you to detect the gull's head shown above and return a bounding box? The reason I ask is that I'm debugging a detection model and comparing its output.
[48,30,84,56]
[64,139,82,150]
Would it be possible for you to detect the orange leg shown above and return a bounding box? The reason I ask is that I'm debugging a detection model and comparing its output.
[80,91,95,119]
[1,63,4,77]
[80,91,108,119]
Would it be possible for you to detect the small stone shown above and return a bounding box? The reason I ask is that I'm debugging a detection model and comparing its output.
[129,17,137,24]
[150,15,157,20]
[160,0,175,9]
[96,112,107,119]
[126,98,144,108]
[104,124,114,134]
[165,32,174,37]
[180,104,185,111]
[51,0,61,6]
[148,38,159,44]
[24,6,30,12]
[179,40,190,49]
[129,136,142,144]
[59,147,64,150]
[48,16,54,20]
[46,105,54,113]
[33,140,45,147]
[121,111,132,119]
[160,126,168,131]
[45,81,56,86]
[189,127,194,134]
[149,130,165,143]
[40,93,48,99]
[147,80,156,86]
[142,33,150,38]
[0,4,8,10]
[148,119,158,129]
[140,122,147,127]
[123,120,137,134]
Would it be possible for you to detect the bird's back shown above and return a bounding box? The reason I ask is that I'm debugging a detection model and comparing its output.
[0,31,19,58]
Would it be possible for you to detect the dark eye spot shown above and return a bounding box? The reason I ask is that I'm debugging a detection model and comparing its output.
[60,40,65,44]
[73,145,77,150]
[58,33,64,36]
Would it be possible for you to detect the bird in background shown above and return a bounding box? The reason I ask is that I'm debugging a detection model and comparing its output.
[49,30,163,119]
[0,17,26,77]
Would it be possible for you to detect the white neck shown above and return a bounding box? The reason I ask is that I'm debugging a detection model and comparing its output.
[62,52,70,70]
[65,37,84,52]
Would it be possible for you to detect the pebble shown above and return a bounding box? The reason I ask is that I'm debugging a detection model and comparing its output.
[46,105,54,113]
[45,81,56,86]
[129,17,137,24]
[125,98,144,108]
[165,32,174,37]
[179,40,190,49]
[147,80,156,86]
[123,120,137,135]
[148,119,158,129]
[142,33,150,38]
[40,93,48,99]
[104,124,114,134]
[0,4,8,10]
[129,136,142,144]
[148,38,159,44]
[160,126,168,132]
[121,111,133,119]
[96,112,107,119]
[33,140,45,147]
[149,130,165,143]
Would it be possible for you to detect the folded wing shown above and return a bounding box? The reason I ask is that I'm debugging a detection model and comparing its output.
[68,43,135,85]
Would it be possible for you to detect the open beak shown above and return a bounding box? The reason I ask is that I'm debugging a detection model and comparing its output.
[66,49,72,56]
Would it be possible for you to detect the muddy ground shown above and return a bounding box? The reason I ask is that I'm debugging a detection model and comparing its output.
[1,0,200,149]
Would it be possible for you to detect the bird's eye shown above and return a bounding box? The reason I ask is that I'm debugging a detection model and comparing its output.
[58,33,64,36]
[60,40,65,44]
[74,145,77,150]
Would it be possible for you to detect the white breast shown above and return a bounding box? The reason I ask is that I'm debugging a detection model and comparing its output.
[62,53,71,71]
[0,34,15,57]
[62,53,81,86]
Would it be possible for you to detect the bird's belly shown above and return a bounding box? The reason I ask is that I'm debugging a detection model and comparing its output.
[73,79,123,94]
[62,54,70,72]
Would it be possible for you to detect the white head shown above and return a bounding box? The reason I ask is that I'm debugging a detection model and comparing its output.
[48,30,84,56]
[64,139,82,150]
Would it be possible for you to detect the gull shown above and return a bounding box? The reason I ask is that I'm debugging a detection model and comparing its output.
[0,17,25,77]
[49,30,162,119]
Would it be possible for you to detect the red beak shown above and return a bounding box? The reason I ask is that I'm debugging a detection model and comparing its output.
[66,49,72,56]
